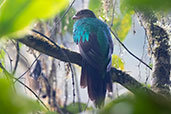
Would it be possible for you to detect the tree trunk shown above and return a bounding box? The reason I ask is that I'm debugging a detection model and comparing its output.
[138,11,171,96]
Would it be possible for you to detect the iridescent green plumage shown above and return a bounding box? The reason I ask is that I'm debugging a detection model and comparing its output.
[73,18,110,55]
[73,9,113,108]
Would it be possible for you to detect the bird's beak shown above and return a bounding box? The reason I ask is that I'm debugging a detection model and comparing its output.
[72,15,79,20]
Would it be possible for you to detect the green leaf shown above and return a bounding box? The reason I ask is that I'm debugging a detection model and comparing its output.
[0,49,5,72]
[124,0,171,11]
[46,111,58,114]
[112,12,132,41]
[0,0,68,37]
[112,54,124,70]
[0,0,4,5]
[89,0,101,11]
[0,49,5,60]
[101,91,171,114]
[65,102,87,113]
[100,93,133,114]
[0,77,43,114]
[149,63,153,68]
[120,0,134,14]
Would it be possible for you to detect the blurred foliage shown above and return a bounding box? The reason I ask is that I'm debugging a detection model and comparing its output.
[0,0,68,38]
[89,0,101,13]
[0,63,91,114]
[46,111,58,114]
[111,0,134,41]
[112,12,133,41]
[88,0,107,21]
[0,49,5,72]
[0,76,43,114]
[112,54,124,70]
[59,8,76,33]
[89,0,134,42]
[120,0,133,14]
[89,0,133,42]
[65,102,88,114]
[100,92,171,114]
[123,0,171,12]
[0,0,4,5]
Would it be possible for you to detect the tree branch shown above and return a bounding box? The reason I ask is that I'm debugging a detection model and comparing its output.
[17,35,155,95]
[18,35,82,66]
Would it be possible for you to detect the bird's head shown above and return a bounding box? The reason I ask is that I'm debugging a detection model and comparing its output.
[72,9,96,20]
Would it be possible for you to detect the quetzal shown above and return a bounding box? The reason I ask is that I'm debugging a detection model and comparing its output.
[72,9,113,107]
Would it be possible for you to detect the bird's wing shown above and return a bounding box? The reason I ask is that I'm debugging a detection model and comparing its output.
[79,33,106,70]
[73,18,113,70]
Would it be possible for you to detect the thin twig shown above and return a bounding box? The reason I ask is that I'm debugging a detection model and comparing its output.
[32,29,77,104]
[56,0,75,25]
[60,34,77,105]
[50,0,76,38]
[138,34,147,81]
[32,0,76,104]
[73,66,82,112]
[109,28,152,70]
[64,80,68,108]
[0,63,49,111]
[84,99,89,112]
[31,29,73,65]
[135,12,154,55]
[32,0,76,105]
[16,54,41,80]
[14,77,49,111]
[2,48,13,72]
[52,90,64,114]
[13,41,20,75]
[11,40,29,65]
[69,63,75,104]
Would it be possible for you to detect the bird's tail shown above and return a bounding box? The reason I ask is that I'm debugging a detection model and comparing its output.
[80,60,113,108]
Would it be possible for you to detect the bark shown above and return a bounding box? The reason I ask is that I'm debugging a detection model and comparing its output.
[138,12,171,96]
[18,35,82,66]
[17,35,156,96]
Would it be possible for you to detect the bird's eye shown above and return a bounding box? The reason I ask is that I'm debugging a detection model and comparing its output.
[79,11,84,15]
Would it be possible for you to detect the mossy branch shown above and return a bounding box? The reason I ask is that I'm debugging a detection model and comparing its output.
[17,35,156,95]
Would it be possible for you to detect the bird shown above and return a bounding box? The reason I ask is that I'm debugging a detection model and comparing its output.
[72,9,113,108]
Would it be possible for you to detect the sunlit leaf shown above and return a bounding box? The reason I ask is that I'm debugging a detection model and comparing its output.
[89,0,101,11]
[149,63,153,68]
[90,0,109,19]
[0,0,68,37]
[0,0,5,6]
[112,12,132,41]
[112,54,124,70]
[0,49,5,72]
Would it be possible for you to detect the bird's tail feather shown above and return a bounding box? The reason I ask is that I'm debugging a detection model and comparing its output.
[80,59,113,108]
